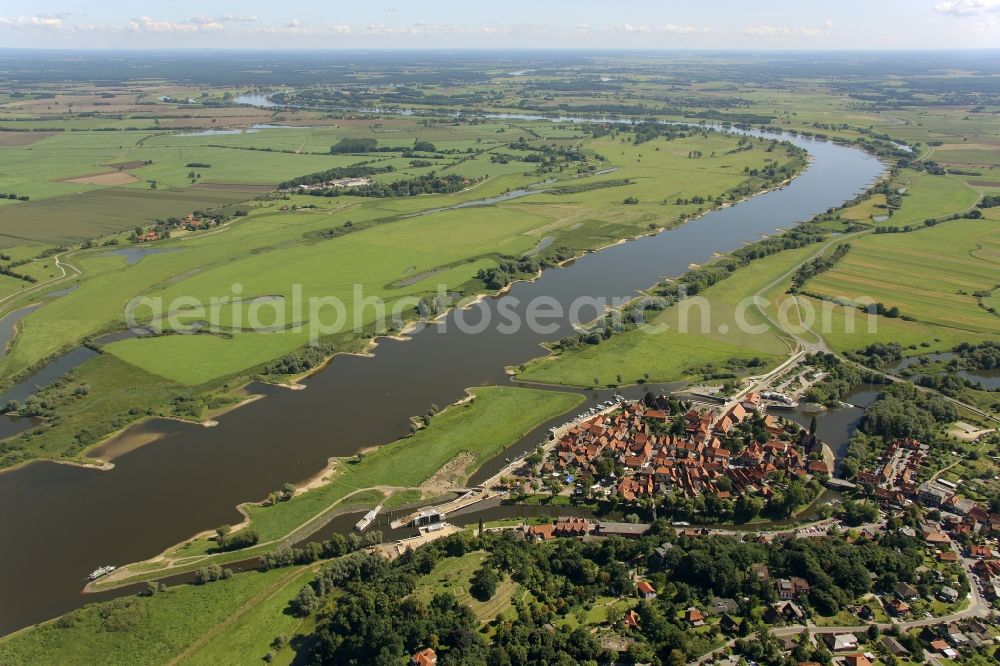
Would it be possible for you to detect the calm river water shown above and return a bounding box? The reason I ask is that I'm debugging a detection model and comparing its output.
[0,128,883,634]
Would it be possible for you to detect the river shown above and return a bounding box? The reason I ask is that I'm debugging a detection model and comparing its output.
[0,125,884,635]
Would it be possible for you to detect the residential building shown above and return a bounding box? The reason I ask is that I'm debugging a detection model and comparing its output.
[821,633,858,652]
[412,648,438,666]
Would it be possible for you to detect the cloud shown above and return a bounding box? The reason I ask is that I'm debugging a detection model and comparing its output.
[0,14,65,29]
[189,15,259,25]
[364,22,537,36]
[743,20,833,37]
[126,16,202,34]
[123,15,265,34]
[250,20,352,36]
[598,23,711,36]
[934,0,1000,16]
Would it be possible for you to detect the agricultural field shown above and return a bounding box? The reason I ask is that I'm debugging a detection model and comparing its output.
[806,218,1000,344]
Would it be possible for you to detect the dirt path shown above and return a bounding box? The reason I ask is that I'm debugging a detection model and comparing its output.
[0,251,81,311]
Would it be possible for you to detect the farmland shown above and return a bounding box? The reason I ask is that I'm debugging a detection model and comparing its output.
[875,170,979,227]
[808,219,999,332]
[803,218,1000,352]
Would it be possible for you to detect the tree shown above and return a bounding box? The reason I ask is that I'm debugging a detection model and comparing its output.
[290,584,321,617]
[470,564,499,601]
[809,415,818,435]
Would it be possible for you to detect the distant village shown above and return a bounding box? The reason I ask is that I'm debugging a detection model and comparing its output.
[132,211,235,243]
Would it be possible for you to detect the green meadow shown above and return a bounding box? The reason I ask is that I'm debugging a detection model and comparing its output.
[517,244,818,387]
[0,567,309,666]
[1,126,793,390]
[877,170,979,227]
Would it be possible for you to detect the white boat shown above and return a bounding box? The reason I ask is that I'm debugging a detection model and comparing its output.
[354,503,383,531]
[88,565,116,581]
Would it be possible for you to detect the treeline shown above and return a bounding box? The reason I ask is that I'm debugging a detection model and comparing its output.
[659,223,829,299]
[802,352,885,407]
[259,529,380,571]
[978,195,1000,209]
[263,343,336,376]
[329,138,439,155]
[860,382,958,441]
[0,192,29,201]
[277,163,394,190]
[210,526,259,553]
[476,257,540,290]
[551,223,830,352]
[845,341,904,369]
[873,208,982,234]
[300,173,473,198]
[330,137,378,153]
[0,265,37,284]
[955,340,1000,370]
[790,243,849,290]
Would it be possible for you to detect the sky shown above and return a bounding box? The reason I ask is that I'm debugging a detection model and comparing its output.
[0,0,998,50]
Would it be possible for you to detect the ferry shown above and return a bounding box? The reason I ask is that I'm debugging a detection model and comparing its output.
[354,503,383,531]
[88,565,116,581]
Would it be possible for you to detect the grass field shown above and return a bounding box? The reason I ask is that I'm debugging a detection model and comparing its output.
[411,551,520,624]
[878,170,980,227]
[1,128,793,389]
[807,219,1000,338]
[0,567,308,666]
[840,194,888,221]
[178,566,318,666]
[517,244,818,387]
[0,187,249,247]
